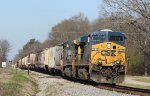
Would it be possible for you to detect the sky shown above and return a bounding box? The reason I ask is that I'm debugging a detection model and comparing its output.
[0,0,102,60]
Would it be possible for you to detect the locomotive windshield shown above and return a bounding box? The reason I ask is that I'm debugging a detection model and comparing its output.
[90,31,125,45]
[108,32,125,45]
[90,31,107,43]
[109,36,123,41]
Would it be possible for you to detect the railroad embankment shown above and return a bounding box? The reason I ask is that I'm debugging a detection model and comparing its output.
[0,68,38,96]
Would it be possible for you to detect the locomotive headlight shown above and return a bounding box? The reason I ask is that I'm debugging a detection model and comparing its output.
[92,48,98,51]
[118,49,125,52]
[98,60,102,63]
[116,60,120,64]
[107,43,111,49]
[111,62,115,65]
[97,60,102,65]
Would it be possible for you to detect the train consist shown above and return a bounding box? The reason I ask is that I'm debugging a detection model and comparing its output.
[18,29,126,84]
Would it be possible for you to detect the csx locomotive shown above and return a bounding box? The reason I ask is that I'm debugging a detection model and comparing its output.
[19,29,126,84]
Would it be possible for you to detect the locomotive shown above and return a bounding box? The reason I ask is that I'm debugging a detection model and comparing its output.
[19,29,126,84]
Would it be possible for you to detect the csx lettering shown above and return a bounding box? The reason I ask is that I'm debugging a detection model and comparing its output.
[101,50,116,56]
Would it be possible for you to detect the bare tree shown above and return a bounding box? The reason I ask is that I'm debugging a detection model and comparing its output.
[103,0,150,35]
[102,0,150,75]
[47,13,90,46]
[0,40,10,63]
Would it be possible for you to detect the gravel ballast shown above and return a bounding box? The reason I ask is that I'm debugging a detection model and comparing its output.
[30,71,137,96]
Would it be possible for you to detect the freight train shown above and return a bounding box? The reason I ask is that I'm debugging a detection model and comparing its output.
[18,29,126,84]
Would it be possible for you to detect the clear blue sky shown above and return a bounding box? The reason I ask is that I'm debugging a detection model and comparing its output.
[0,0,102,60]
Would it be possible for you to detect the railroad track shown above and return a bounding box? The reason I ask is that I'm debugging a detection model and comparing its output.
[58,75,150,96]
[60,76,149,96]
[97,84,150,96]
[22,69,150,96]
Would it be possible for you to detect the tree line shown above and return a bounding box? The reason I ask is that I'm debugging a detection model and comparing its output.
[15,0,150,75]
[0,40,10,66]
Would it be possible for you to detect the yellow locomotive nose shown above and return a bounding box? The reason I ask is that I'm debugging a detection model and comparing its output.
[91,42,126,67]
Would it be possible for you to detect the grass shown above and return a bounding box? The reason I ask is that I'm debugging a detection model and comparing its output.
[0,68,39,96]
[13,71,29,82]
[0,82,22,96]
[132,78,150,83]
[119,75,150,90]
[119,82,150,89]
